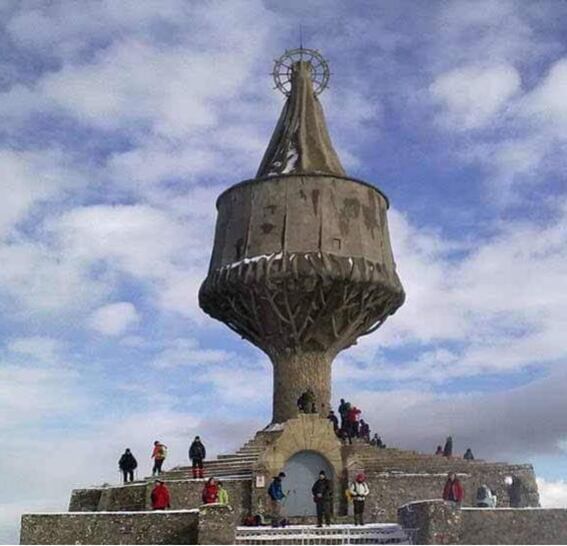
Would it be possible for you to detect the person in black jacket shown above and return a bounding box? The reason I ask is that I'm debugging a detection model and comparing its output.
[189,436,206,479]
[312,470,332,527]
[327,411,339,434]
[118,448,137,483]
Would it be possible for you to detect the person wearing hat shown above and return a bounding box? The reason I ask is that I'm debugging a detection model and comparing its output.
[150,479,171,510]
[118,448,137,484]
[312,470,332,527]
[349,473,370,525]
[189,435,207,479]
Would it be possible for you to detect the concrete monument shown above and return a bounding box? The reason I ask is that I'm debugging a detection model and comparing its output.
[199,51,405,423]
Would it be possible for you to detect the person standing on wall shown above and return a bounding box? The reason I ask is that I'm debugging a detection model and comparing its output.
[151,480,171,510]
[189,436,206,479]
[443,436,453,457]
[442,472,464,505]
[118,448,137,484]
[349,473,370,525]
[267,472,287,528]
[151,440,167,476]
[312,470,332,527]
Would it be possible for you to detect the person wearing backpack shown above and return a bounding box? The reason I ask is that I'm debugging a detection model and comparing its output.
[189,436,207,479]
[151,440,167,476]
[476,484,497,508]
[349,473,370,525]
[267,472,286,528]
[118,448,138,483]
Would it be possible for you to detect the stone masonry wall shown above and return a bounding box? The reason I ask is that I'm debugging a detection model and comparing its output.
[398,501,567,545]
[461,508,567,545]
[363,463,538,522]
[70,479,252,521]
[20,510,199,545]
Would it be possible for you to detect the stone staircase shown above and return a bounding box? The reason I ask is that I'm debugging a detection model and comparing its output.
[153,430,281,482]
[347,443,493,474]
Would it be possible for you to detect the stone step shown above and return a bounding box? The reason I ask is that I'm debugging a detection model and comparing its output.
[216,454,259,461]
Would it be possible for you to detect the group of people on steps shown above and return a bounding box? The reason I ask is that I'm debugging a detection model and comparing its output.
[117,436,207,483]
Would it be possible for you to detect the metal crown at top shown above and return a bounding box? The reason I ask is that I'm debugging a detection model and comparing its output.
[271,47,330,97]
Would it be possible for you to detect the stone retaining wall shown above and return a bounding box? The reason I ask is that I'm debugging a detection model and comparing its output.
[69,479,252,520]
[20,505,236,545]
[398,500,567,544]
[20,510,199,545]
[364,463,538,521]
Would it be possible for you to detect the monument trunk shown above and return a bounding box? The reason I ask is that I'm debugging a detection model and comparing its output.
[272,351,332,423]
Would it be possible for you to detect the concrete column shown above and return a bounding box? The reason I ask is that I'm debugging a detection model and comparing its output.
[271,352,332,423]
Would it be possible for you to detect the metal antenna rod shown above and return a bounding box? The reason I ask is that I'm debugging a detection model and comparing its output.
[299,24,303,59]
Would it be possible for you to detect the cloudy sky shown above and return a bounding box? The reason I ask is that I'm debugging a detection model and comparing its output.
[1,0,567,542]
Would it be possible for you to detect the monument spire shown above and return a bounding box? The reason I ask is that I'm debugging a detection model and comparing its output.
[257,48,345,178]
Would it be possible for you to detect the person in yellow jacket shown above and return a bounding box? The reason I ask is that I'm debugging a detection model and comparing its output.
[217,480,230,505]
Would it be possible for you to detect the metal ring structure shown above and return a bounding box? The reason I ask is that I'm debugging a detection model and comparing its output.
[271,47,330,97]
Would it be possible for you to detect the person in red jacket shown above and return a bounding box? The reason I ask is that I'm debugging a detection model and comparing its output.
[202,477,219,504]
[442,472,464,505]
[151,480,171,510]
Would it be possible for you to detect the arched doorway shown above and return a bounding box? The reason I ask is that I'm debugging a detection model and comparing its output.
[282,450,334,517]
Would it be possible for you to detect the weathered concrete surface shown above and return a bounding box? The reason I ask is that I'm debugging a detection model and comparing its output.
[20,510,199,545]
[200,174,404,423]
[398,500,461,545]
[198,504,237,545]
[399,501,567,545]
[461,508,567,544]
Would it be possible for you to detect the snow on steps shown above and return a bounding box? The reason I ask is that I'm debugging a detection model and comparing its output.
[235,523,413,545]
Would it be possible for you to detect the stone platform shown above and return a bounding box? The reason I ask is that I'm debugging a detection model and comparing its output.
[21,415,541,544]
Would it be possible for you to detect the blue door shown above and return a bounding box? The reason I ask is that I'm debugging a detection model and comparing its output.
[282,450,334,517]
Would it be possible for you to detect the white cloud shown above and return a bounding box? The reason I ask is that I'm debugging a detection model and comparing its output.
[7,336,62,363]
[523,58,567,126]
[0,365,81,428]
[151,337,230,369]
[87,302,140,336]
[431,64,520,130]
[538,478,567,508]
[0,149,82,238]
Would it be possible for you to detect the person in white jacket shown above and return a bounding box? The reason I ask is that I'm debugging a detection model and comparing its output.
[349,473,370,525]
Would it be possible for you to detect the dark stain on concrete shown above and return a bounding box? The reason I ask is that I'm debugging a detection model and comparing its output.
[261,223,275,234]
[311,189,320,215]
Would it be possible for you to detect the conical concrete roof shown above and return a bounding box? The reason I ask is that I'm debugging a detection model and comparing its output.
[256,60,346,178]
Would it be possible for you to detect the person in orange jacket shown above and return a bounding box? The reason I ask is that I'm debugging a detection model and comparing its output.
[151,480,171,510]
[151,440,167,476]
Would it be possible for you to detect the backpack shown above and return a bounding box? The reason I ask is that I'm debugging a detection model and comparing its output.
[159,445,168,459]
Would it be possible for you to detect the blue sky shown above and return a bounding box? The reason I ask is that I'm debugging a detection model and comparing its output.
[2,0,567,542]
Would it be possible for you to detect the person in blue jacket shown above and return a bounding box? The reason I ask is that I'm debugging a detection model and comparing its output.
[267,472,286,527]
